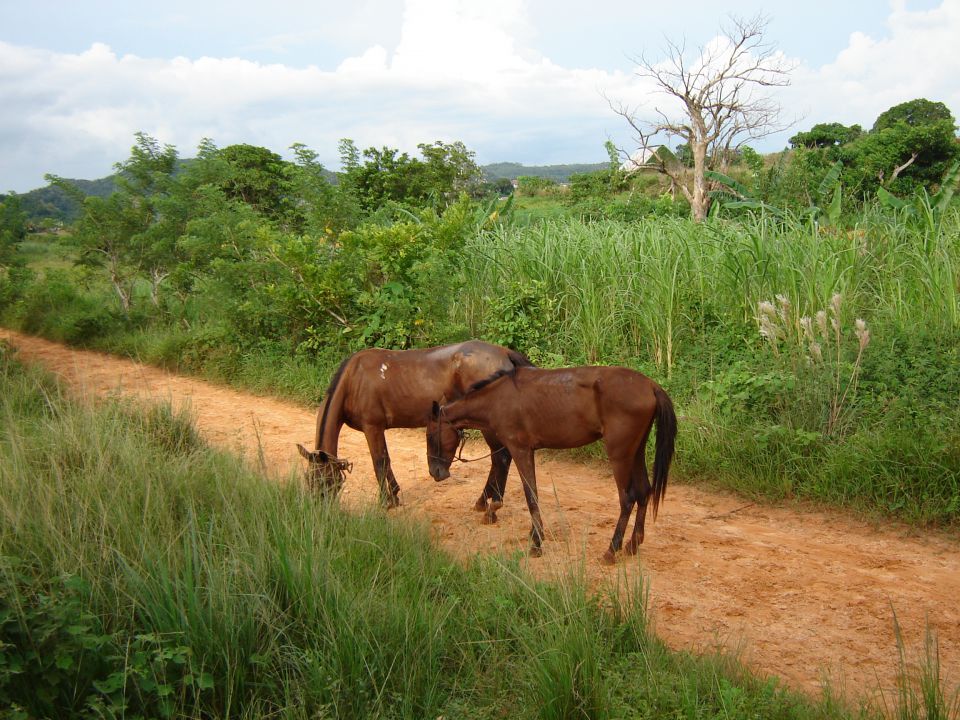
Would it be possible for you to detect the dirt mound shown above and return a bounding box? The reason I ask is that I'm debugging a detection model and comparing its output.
[4,328,958,703]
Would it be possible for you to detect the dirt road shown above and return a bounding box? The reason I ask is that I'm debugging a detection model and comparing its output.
[3,328,958,703]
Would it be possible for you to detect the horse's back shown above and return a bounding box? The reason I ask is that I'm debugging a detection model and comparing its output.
[336,342,519,429]
[594,366,659,412]
[512,365,658,420]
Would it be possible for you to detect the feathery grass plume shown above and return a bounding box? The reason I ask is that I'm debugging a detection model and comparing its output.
[855,319,871,351]
[800,316,814,342]
[808,341,823,363]
[830,293,843,315]
[775,294,792,325]
[815,310,829,339]
[757,300,783,354]
[830,293,843,333]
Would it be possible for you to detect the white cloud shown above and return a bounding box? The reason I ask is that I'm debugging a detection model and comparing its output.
[0,1,631,192]
[785,0,960,133]
[336,46,390,77]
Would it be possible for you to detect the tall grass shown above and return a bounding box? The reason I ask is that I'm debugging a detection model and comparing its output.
[1,345,858,719]
[461,210,960,367]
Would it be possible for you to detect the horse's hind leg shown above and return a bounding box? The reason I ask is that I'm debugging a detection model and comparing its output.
[624,448,651,555]
[603,456,637,565]
[511,448,544,557]
[475,430,510,523]
[363,429,401,508]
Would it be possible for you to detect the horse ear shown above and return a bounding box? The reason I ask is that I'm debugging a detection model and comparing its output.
[317,450,330,463]
[296,443,313,460]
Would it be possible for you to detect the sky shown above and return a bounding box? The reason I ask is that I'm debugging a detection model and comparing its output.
[1,0,958,193]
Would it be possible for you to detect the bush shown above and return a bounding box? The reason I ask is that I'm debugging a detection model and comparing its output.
[10,269,126,344]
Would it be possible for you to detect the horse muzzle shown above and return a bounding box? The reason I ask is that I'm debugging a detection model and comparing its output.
[429,463,451,482]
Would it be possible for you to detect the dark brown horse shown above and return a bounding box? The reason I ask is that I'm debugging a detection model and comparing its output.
[297,341,533,508]
[428,365,677,563]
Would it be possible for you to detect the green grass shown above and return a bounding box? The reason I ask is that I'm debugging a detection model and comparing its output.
[0,342,902,720]
[14,234,77,271]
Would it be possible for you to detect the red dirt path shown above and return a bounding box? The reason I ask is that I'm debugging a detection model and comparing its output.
[3,328,958,705]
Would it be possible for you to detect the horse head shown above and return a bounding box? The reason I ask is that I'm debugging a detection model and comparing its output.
[296,443,352,496]
[426,401,464,481]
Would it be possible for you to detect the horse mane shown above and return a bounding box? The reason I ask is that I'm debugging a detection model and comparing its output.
[507,348,535,368]
[466,367,515,394]
[316,354,353,449]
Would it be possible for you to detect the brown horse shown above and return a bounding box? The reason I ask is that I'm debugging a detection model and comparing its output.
[428,365,677,563]
[297,341,533,508]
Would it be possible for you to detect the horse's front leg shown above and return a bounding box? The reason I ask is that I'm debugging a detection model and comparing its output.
[475,430,511,523]
[363,429,401,508]
[511,448,544,557]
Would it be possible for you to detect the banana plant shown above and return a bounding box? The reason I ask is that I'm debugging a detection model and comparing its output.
[877,160,960,231]
[707,160,844,225]
[705,169,786,218]
[814,160,843,226]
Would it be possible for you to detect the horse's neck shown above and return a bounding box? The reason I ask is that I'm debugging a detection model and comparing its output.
[315,394,344,455]
[447,396,492,428]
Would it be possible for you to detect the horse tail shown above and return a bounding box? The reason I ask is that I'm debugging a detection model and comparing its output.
[507,348,535,368]
[315,354,353,452]
[650,384,677,520]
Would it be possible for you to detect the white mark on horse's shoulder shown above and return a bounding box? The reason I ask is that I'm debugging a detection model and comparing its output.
[380,362,388,379]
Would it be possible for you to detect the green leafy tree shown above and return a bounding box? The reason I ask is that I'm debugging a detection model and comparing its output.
[115,133,182,306]
[216,143,295,224]
[488,177,515,197]
[843,98,959,196]
[288,142,359,235]
[873,98,954,131]
[65,186,151,314]
[0,193,27,266]
[337,139,484,213]
[347,145,420,210]
[515,175,558,196]
[674,143,694,168]
[416,140,484,202]
[48,133,184,313]
[789,123,863,149]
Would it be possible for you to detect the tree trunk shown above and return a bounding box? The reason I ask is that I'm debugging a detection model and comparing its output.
[111,275,131,315]
[107,259,131,316]
[690,139,710,222]
[149,267,168,307]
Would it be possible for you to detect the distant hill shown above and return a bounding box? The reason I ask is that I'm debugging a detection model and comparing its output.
[19,176,117,224]
[481,162,609,183]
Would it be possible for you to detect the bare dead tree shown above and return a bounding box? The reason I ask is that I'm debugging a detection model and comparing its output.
[610,15,794,221]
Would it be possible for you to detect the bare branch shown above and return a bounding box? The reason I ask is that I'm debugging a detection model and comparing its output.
[612,13,795,220]
[886,153,919,185]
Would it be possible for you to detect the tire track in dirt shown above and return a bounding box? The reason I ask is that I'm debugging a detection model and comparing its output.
[3,328,958,704]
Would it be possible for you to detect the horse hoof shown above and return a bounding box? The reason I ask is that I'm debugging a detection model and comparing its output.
[529,546,543,558]
[473,498,488,512]
[481,511,498,525]
[624,539,641,555]
[386,496,401,510]
[601,550,617,566]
